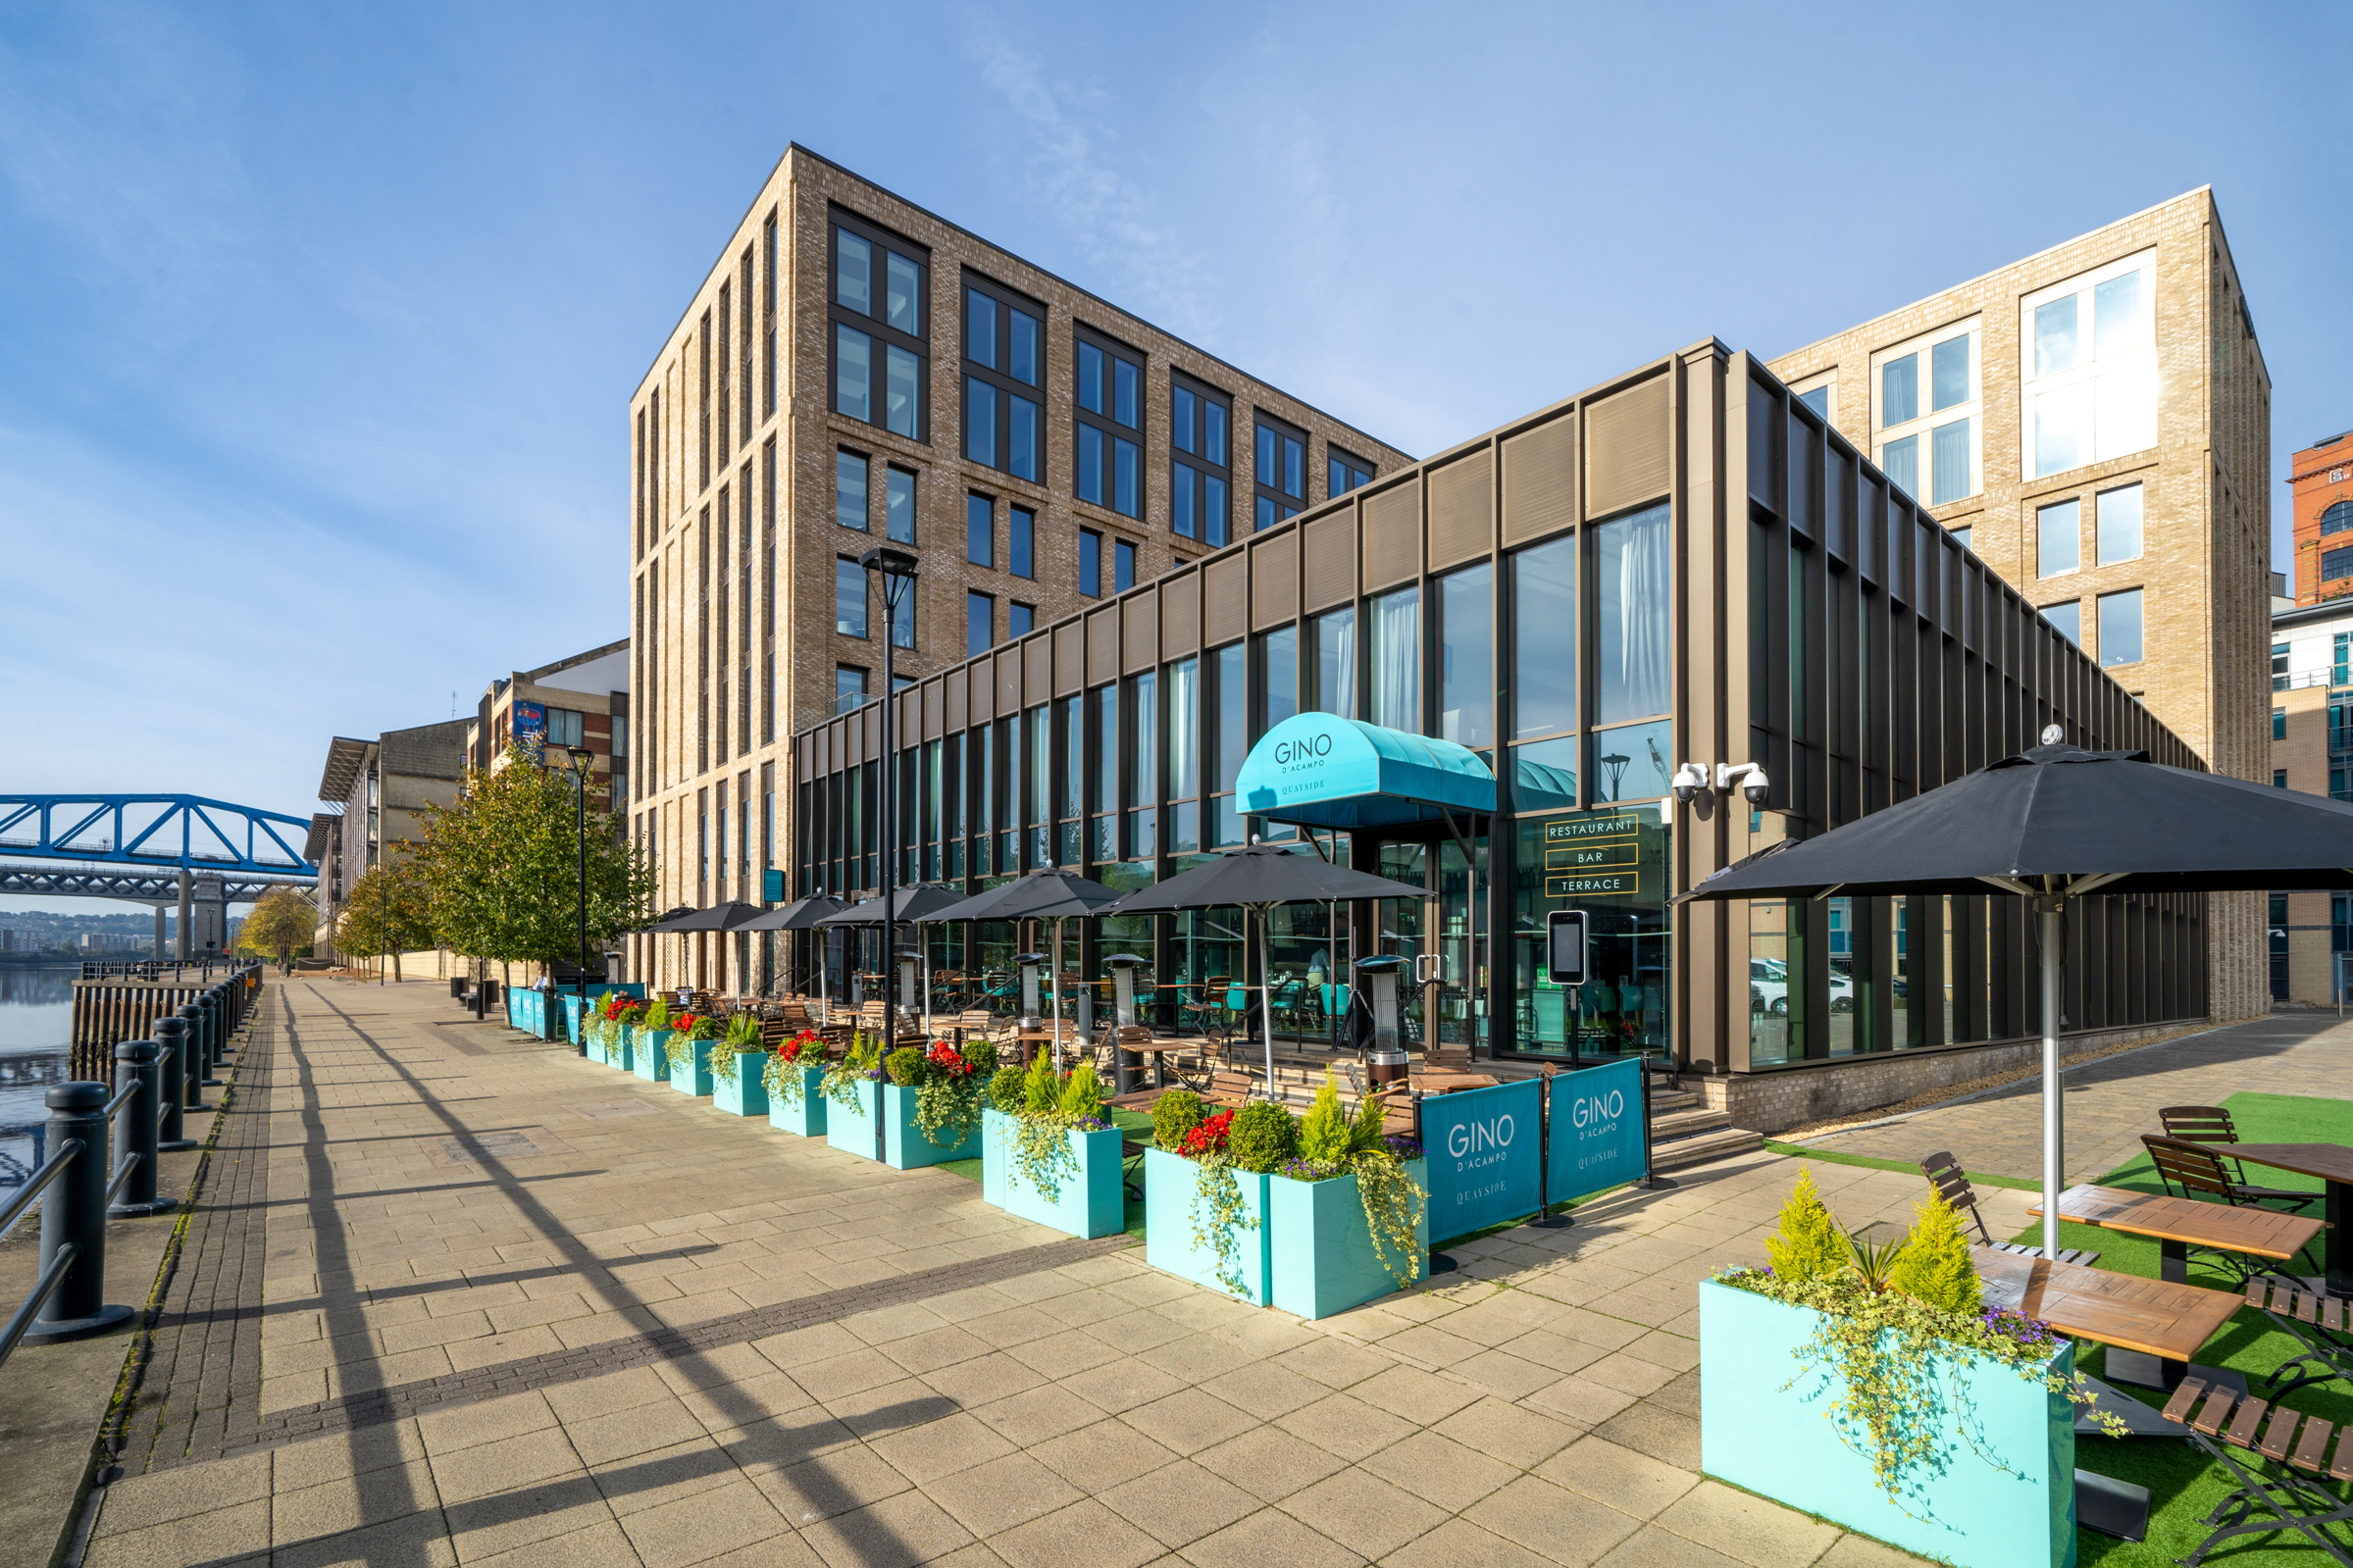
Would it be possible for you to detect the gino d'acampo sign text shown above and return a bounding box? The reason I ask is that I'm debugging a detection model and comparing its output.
[1421,1078,1543,1242]
[1545,1058,1646,1205]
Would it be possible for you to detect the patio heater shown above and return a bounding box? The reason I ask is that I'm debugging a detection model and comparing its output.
[1106,952,1147,1093]
[1354,954,1409,1086]
[897,949,921,1034]
[1015,952,1045,1059]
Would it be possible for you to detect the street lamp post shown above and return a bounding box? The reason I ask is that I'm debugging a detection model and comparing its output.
[563,745,594,1040]
[861,547,919,1038]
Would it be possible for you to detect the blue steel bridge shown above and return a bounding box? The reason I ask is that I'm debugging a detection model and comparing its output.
[0,793,318,904]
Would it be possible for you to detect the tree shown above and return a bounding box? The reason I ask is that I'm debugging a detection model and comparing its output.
[238,886,316,966]
[414,744,655,977]
[336,858,435,982]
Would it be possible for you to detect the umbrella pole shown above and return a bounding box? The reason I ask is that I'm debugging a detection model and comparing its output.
[2041,895,2065,1261]
[1257,907,1278,1099]
[1051,919,1064,1071]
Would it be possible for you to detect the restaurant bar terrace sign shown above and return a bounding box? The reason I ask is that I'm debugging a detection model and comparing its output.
[1234,714,1495,830]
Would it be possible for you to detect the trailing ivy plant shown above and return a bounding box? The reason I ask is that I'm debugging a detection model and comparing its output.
[910,1039,987,1147]
[1173,1104,1251,1296]
[761,1030,827,1105]
[1717,1182,2123,1512]
[664,1010,721,1072]
[1277,1072,1429,1288]
[999,1055,1113,1203]
[821,1037,882,1111]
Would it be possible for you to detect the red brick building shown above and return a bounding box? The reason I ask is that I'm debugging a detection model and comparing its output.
[2291,428,2353,605]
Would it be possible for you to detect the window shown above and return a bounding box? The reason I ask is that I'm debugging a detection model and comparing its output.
[1438,565,1493,749]
[763,211,778,421]
[1370,585,1419,732]
[1329,448,1374,497]
[835,559,867,637]
[2327,546,2353,582]
[2325,501,2353,536]
[546,708,584,747]
[2097,483,2142,565]
[2097,588,2142,667]
[1079,529,1101,598]
[1595,503,1670,722]
[1312,606,1356,719]
[966,492,994,568]
[966,591,994,655]
[1009,602,1035,637]
[1873,320,1978,505]
[1075,328,1142,519]
[2337,634,2351,687]
[2276,641,2292,690]
[1794,381,1832,419]
[1259,625,1298,732]
[1170,376,1231,548]
[963,277,1043,481]
[2036,498,2079,577]
[2043,599,2082,646]
[836,666,868,714]
[2021,250,2156,479]
[1114,537,1136,594]
[829,213,926,439]
[1950,527,1971,552]
[611,714,630,757]
[1009,505,1034,579]
[2277,770,2290,789]
[835,451,868,531]
[1512,533,1576,740]
[1253,413,1306,531]
[882,468,915,545]
[2276,708,2288,740]
[891,581,915,650]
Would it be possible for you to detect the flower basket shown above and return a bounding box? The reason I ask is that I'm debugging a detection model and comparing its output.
[634,1029,673,1083]
[712,1049,769,1117]
[1143,1147,1272,1305]
[1698,1280,2075,1568]
[981,1109,1124,1239]
[1266,1158,1428,1320]
[667,1037,715,1097]
[767,1065,828,1137]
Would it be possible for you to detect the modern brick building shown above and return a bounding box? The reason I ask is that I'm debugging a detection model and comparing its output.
[2267,593,2353,1002]
[1767,187,2273,1023]
[306,721,470,960]
[626,147,1409,987]
[465,638,632,811]
[2289,428,2353,605]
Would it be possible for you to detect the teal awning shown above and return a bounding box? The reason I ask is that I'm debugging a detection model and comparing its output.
[1235,714,1496,830]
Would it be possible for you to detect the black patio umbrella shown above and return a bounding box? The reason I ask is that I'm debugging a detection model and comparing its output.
[632,904,699,934]
[817,885,967,1023]
[1677,733,2353,1258]
[1102,840,1428,1089]
[739,895,850,1002]
[655,900,769,933]
[925,869,1127,1061]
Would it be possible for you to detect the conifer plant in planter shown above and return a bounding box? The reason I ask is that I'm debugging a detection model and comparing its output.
[1266,1073,1429,1319]
[710,1013,768,1117]
[633,997,673,1082]
[1700,1172,2118,1568]
[1143,1091,1291,1304]
[763,1030,830,1136]
[982,1052,1122,1238]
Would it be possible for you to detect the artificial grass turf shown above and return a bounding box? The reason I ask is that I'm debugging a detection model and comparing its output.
[2007,1091,2347,1566]
[1761,1138,2042,1191]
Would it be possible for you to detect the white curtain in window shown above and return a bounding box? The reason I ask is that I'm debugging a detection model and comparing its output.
[1167,659,1199,797]
[1600,507,1670,722]
[1374,588,1420,733]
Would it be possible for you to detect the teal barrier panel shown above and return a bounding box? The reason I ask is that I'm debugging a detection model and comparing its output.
[1420,1078,1542,1243]
[1546,1058,1646,1205]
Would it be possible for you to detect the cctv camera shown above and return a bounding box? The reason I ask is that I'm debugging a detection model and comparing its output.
[1670,762,1708,804]
[1742,770,1771,805]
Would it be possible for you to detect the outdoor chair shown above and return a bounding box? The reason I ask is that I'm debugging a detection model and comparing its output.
[1917,1152,2100,1266]
[2137,1137,2324,1285]
[2156,1377,2353,1566]
[2245,1277,2353,1403]
[2159,1106,2322,1211]
[1340,1062,1418,1138]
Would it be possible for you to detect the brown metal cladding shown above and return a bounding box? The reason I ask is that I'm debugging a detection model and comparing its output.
[1303,510,1356,611]
[1161,575,1199,658]
[995,646,1020,714]
[1203,555,1247,647]
[1425,449,1494,570]
[946,670,966,731]
[1086,607,1118,686]
[1586,376,1672,518]
[1502,414,1578,545]
[1053,623,1083,695]
[1122,591,1158,674]
[1250,531,1298,631]
[1022,636,1049,707]
[1359,481,1420,590]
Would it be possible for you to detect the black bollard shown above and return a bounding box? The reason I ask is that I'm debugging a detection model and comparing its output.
[23,1084,133,1344]
[177,1004,211,1107]
[155,1016,195,1152]
[108,1041,173,1218]
[197,990,223,1087]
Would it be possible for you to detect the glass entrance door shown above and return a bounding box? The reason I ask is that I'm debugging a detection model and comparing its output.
[1374,842,1427,1046]
[1368,834,1487,1054]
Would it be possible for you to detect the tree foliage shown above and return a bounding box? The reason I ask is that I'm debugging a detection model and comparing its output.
[238,885,316,962]
[413,744,655,968]
[336,858,435,977]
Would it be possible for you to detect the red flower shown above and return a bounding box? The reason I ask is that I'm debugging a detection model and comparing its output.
[1179,1108,1235,1159]
[673,1014,698,1033]
[925,1039,969,1076]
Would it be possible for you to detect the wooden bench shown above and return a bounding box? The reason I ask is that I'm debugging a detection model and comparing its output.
[2158,1377,2353,1565]
[1104,1066,1259,1116]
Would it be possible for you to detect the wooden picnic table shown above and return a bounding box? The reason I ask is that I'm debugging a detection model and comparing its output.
[2028,1184,2327,1285]
[1972,1243,2244,1394]
[1412,1068,1502,1094]
[2217,1144,2353,1294]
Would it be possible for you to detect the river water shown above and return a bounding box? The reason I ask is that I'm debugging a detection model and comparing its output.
[0,966,73,1185]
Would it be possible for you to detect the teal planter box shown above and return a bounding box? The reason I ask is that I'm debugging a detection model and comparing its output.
[614,1025,636,1074]
[981,1110,1124,1239]
[1698,1281,2075,1568]
[1267,1159,1428,1320]
[584,1028,609,1067]
[768,1066,829,1136]
[712,1051,768,1117]
[635,1030,673,1083]
[881,1083,981,1168]
[668,1037,715,1097]
[825,1079,882,1159]
[1144,1147,1272,1304]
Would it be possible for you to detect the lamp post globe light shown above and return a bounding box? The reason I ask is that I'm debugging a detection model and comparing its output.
[563,744,595,1033]
[861,547,919,1037]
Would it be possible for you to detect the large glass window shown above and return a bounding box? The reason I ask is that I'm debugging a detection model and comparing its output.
[2325,500,2353,537]
[1512,533,1575,740]
[2036,497,2080,578]
[966,590,993,655]
[966,492,993,568]
[1212,643,1246,844]
[1438,564,1493,749]
[886,467,915,545]
[2328,546,2353,583]
[1009,602,1034,637]
[835,450,868,531]
[1873,321,1978,506]
[1127,670,1157,858]
[1329,448,1375,497]
[891,581,915,650]
[2043,599,2082,646]
[2096,483,2142,565]
[1253,414,1306,531]
[1076,329,1143,520]
[1259,625,1299,733]
[1114,538,1137,594]
[1594,503,1670,723]
[1171,374,1231,547]
[835,665,867,713]
[2098,588,2143,667]
[1009,505,1035,579]
[835,559,867,638]
[1370,586,1420,733]
[2022,251,2156,480]
[1313,607,1356,719]
[1167,657,1199,853]
[1510,806,1668,1062]
[1079,529,1101,598]
[963,278,1043,481]
[830,217,926,439]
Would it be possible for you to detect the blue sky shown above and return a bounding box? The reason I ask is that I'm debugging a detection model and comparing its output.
[2,2,2348,890]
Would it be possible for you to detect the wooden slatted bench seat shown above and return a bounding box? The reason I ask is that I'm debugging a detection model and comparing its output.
[2158,1377,2353,1565]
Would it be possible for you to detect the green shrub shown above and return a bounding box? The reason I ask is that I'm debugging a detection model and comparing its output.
[1765,1168,1848,1285]
[1022,1049,1060,1115]
[885,1045,925,1087]
[1227,1100,1298,1174]
[961,1038,997,1077]
[1297,1072,1352,1167]
[1152,1089,1205,1150]
[1059,1062,1103,1123]
[989,1065,1026,1113]
[642,996,672,1032]
[1887,1194,1983,1314]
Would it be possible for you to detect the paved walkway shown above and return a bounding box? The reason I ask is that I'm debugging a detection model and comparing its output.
[84,978,2044,1568]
